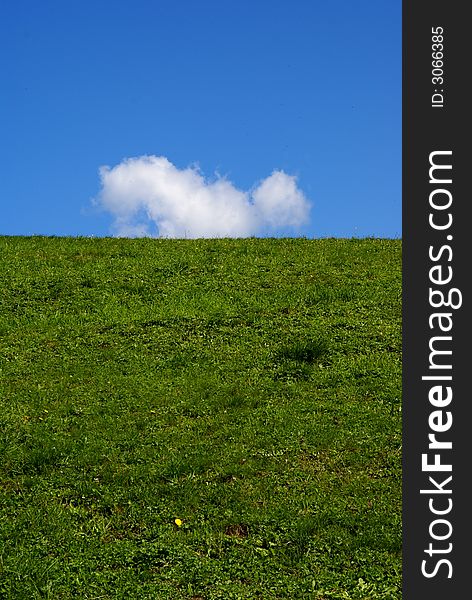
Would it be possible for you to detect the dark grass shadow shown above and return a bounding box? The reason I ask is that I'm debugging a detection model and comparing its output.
[277,338,328,365]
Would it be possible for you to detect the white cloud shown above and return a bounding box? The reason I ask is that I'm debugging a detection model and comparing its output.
[97,155,310,238]
[252,169,310,229]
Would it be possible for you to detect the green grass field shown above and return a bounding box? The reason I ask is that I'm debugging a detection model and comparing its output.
[0,237,402,599]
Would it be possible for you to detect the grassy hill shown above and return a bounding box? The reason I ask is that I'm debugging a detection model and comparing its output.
[0,237,402,599]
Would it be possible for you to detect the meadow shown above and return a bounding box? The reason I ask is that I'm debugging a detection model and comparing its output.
[0,237,402,599]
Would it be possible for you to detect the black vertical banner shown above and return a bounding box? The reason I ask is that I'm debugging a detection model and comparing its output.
[403,2,470,598]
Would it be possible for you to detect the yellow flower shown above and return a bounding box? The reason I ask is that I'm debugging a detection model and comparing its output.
[174,518,182,527]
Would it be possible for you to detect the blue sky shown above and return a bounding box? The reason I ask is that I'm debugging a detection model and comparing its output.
[0,1,401,238]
